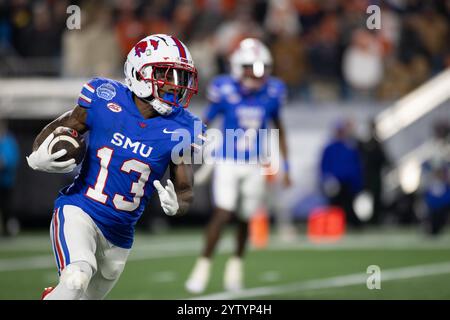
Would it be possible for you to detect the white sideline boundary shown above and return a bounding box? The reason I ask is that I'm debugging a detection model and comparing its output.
[190,261,450,300]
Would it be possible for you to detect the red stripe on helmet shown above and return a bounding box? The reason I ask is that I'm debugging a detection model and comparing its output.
[171,36,187,59]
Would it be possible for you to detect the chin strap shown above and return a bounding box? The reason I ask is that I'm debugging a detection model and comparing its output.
[149,98,173,115]
[146,93,178,116]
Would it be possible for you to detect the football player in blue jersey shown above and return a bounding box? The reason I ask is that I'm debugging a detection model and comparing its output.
[26,34,205,300]
[185,38,291,294]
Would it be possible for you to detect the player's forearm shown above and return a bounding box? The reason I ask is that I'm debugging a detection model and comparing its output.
[168,161,194,216]
[275,120,291,186]
[273,118,289,161]
[33,107,87,151]
[176,189,193,216]
[278,126,289,162]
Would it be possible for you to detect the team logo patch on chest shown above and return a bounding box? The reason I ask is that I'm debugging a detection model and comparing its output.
[107,102,122,113]
[96,83,116,101]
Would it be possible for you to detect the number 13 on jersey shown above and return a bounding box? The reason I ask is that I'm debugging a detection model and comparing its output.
[86,147,151,211]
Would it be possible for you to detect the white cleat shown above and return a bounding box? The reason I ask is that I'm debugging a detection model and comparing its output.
[185,257,211,294]
[224,256,243,292]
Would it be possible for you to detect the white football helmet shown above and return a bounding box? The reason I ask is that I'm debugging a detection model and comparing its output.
[230,38,273,90]
[124,34,198,115]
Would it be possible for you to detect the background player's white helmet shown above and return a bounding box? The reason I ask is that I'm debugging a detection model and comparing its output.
[124,34,198,114]
[230,38,273,90]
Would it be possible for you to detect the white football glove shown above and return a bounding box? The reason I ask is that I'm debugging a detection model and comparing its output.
[153,179,179,216]
[26,133,76,173]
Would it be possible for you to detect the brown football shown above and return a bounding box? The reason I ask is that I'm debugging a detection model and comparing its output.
[48,127,86,165]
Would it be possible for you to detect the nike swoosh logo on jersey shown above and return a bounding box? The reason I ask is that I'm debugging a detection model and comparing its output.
[163,128,177,134]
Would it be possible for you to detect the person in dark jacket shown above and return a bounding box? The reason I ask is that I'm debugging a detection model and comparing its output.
[359,119,391,225]
[319,118,364,227]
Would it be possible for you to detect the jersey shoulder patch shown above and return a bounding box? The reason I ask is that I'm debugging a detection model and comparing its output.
[77,77,127,108]
[266,77,288,106]
[266,77,287,97]
[206,75,238,103]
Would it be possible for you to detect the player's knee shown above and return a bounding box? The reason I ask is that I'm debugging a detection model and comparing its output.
[100,260,125,280]
[60,262,93,292]
[213,208,233,224]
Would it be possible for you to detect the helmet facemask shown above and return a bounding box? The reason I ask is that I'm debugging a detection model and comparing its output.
[138,62,198,109]
[239,62,272,91]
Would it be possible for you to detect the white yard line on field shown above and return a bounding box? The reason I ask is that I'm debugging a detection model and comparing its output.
[2,228,450,271]
[2,233,450,272]
[0,241,214,272]
[0,255,54,272]
[189,261,450,300]
[151,271,177,283]
[2,231,450,253]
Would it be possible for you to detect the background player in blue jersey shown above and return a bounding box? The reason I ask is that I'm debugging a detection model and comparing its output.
[185,38,291,294]
[26,34,204,300]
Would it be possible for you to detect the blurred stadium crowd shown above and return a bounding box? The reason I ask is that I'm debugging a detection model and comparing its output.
[1,0,450,102]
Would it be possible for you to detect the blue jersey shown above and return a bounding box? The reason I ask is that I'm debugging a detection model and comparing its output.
[55,77,204,249]
[204,75,286,160]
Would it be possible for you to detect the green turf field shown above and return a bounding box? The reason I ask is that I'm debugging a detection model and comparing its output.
[1,226,450,300]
